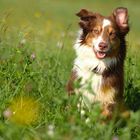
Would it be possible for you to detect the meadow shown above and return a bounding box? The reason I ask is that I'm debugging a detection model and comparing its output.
[0,0,140,140]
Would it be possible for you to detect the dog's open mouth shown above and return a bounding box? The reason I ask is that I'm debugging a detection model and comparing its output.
[93,49,108,59]
[96,51,106,59]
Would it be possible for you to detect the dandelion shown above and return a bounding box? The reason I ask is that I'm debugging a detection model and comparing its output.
[4,96,40,125]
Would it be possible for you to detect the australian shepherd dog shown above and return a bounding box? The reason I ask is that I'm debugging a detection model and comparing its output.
[67,7,129,119]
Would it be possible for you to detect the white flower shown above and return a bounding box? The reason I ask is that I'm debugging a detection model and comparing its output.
[30,53,36,60]
[47,124,55,137]
[85,118,90,124]
[3,108,13,119]
[80,109,85,116]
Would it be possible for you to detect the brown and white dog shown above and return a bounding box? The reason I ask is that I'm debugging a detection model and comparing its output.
[67,7,129,119]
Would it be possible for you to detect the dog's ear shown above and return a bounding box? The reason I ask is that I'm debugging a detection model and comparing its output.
[76,9,96,29]
[113,7,129,35]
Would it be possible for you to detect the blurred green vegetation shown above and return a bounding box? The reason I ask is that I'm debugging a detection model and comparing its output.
[0,0,140,43]
[0,0,140,140]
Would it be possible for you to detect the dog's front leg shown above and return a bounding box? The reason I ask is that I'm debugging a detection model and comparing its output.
[66,70,77,95]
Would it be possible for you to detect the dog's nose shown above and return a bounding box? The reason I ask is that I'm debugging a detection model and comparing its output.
[99,42,108,50]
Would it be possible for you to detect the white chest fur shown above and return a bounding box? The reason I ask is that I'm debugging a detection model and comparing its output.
[73,41,117,105]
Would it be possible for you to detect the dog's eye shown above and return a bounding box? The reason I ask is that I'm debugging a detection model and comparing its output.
[110,32,116,38]
[93,29,99,35]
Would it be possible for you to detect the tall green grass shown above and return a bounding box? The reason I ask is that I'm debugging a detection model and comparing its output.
[0,0,140,140]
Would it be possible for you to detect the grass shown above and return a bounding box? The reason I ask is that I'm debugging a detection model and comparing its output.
[0,0,140,140]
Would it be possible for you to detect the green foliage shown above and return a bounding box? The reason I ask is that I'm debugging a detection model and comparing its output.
[0,0,140,140]
[125,57,140,111]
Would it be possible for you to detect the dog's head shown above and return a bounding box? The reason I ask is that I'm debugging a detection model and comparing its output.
[76,7,129,59]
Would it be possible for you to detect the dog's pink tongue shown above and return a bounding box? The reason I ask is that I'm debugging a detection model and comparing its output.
[96,52,106,59]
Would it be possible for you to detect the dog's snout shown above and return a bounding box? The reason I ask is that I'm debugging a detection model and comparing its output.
[99,42,108,50]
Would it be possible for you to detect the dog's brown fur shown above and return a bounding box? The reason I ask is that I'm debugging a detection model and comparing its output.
[67,7,129,119]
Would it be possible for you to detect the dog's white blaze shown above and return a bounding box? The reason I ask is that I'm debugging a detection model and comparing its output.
[102,19,111,28]
[93,19,111,51]
[92,36,102,51]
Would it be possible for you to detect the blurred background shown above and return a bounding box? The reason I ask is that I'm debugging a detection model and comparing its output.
[0,0,140,139]
[0,0,140,45]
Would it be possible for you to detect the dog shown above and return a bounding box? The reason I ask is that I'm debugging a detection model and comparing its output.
[67,7,129,119]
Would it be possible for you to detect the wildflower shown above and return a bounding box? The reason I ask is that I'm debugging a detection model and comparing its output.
[30,53,36,60]
[80,109,85,116]
[3,108,13,119]
[85,118,90,124]
[5,96,40,125]
[112,136,119,140]
[47,124,55,137]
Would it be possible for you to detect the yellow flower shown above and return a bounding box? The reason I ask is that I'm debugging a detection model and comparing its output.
[7,96,40,125]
